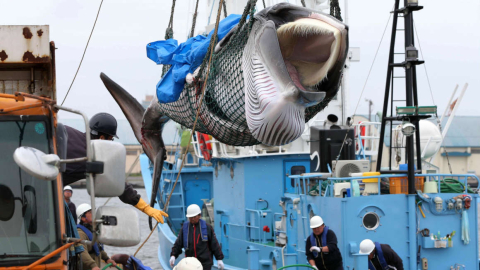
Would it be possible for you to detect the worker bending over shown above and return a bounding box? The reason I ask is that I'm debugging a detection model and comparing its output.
[305,216,343,270]
[359,239,403,270]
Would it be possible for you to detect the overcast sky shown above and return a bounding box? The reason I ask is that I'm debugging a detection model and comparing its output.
[1,0,479,121]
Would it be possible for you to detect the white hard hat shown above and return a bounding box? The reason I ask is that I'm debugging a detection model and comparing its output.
[310,216,324,228]
[76,203,92,220]
[186,204,201,218]
[359,239,375,254]
[173,257,203,270]
[64,185,73,191]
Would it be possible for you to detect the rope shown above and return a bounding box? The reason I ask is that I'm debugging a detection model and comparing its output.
[413,22,434,106]
[162,0,177,76]
[300,0,306,7]
[190,0,201,38]
[165,0,176,39]
[222,0,228,18]
[263,0,266,8]
[61,0,104,106]
[133,0,227,257]
[412,21,455,173]
[413,20,454,172]
[332,5,393,175]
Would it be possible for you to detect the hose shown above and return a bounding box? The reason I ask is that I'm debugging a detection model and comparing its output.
[277,264,317,270]
[434,178,474,193]
[102,263,123,270]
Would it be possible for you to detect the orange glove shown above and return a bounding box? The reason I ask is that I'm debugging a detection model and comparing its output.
[134,198,168,224]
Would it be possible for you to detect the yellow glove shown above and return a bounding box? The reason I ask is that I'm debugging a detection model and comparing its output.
[134,198,169,224]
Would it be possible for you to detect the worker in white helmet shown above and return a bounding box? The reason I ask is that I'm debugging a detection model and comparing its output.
[76,203,117,270]
[306,216,343,270]
[359,239,403,270]
[63,185,77,223]
[173,257,203,270]
[170,204,224,270]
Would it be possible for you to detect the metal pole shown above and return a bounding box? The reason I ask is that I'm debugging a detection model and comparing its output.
[376,0,401,172]
[430,83,468,163]
[412,65,422,170]
[55,105,97,243]
[440,84,458,122]
[404,0,416,194]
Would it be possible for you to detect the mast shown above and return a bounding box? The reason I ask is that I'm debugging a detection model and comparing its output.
[376,0,430,194]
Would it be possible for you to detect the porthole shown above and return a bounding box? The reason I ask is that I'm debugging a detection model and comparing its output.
[223,224,227,235]
[309,209,315,219]
[362,212,380,230]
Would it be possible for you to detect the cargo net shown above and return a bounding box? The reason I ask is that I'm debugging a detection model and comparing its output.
[158,0,334,146]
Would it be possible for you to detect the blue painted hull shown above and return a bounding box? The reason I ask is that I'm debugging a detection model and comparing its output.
[141,153,480,270]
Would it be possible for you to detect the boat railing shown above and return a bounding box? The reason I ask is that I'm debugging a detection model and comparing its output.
[273,212,286,235]
[352,121,381,158]
[288,173,480,196]
[245,208,272,244]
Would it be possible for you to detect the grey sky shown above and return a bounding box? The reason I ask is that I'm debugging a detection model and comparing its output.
[1,0,479,121]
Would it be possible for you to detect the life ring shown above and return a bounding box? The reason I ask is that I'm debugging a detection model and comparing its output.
[197,132,212,161]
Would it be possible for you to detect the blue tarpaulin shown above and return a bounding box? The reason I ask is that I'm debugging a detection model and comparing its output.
[147,14,242,103]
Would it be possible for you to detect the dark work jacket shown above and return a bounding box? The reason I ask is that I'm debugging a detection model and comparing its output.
[369,244,404,270]
[171,221,224,269]
[67,201,77,224]
[62,126,140,206]
[305,229,343,270]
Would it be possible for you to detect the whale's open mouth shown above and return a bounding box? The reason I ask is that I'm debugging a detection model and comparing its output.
[277,15,344,91]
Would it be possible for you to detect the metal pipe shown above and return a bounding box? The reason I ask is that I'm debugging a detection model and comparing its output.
[54,104,97,243]
[30,67,35,94]
[376,0,401,172]
[430,83,468,164]
[440,84,458,123]
[412,66,422,170]
[60,157,88,163]
[404,1,417,194]
[380,170,421,174]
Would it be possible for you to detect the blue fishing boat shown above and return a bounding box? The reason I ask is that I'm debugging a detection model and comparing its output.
[134,1,480,269]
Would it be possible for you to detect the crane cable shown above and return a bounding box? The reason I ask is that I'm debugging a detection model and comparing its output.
[61,0,104,106]
[133,0,228,258]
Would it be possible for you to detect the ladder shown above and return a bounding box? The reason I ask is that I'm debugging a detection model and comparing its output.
[376,0,427,186]
[162,172,186,231]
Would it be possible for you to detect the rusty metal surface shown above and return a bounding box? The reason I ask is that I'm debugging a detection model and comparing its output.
[22,51,49,63]
[0,25,55,100]
[0,50,7,61]
[22,27,33,39]
[0,25,50,64]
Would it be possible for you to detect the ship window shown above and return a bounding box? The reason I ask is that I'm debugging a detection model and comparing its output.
[363,212,380,230]
[290,166,306,187]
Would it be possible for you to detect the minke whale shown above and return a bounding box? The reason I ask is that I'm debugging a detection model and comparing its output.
[101,2,348,151]
[100,3,347,228]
